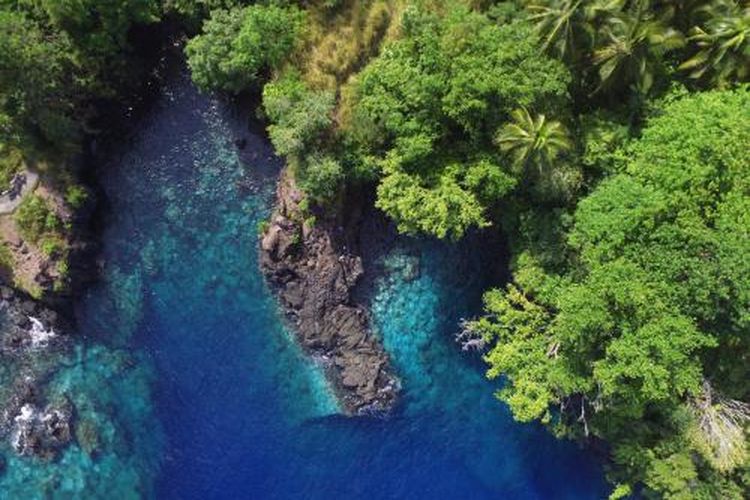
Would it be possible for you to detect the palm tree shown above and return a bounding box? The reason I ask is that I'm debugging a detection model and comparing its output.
[526,0,622,61]
[592,3,685,94]
[527,0,586,59]
[495,108,573,174]
[680,0,750,87]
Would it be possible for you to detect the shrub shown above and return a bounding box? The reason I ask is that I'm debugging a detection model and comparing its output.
[186,4,304,93]
[15,195,60,243]
[300,155,343,204]
[262,71,334,158]
[0,145,23,187]
[64,184,88,209]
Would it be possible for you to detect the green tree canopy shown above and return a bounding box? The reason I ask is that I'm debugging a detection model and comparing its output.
[347,5,571,239]
[0,9,79,150]
[186,4,304,93]
[474,88,750,498]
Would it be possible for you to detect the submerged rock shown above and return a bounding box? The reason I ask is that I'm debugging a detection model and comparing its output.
[260,170,399,415]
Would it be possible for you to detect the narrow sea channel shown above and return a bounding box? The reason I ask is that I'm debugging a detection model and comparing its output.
[13,66,608,498]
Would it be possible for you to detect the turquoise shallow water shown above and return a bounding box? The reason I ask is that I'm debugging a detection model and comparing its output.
[0,68,609,498]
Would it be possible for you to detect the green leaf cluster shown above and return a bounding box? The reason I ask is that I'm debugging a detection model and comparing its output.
[345,4,571,238]
[525,0,750,97]
[0,0,161,155]
[15,194,61,244]
[186,4,305,93]
[474,88,750,498]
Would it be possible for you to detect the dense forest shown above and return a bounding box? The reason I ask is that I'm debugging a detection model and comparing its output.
[1,0,748,498]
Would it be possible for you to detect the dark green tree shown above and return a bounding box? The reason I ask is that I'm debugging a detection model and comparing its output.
[186,4,304,93]
[0,9,79,150]
[680,0,750,87]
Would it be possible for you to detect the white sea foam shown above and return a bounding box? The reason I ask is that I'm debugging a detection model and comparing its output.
[27,316,56,348]
[14,404,36,424]
[11,404,37,452]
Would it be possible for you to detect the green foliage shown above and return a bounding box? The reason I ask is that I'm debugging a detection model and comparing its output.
[186,4,304,93]
[524,0,748,98]
[348,4,570,238]
[40,235,65,258]
[300,155,344,204]
[474,88,750,497]
[32,0,159,74]
[479,284,560,422]
[375,160,492,240]
[495,107,580,202]
[0,144,23,186]
[0,9,79,150]
[643,451,698,499]
[163,0,240,26]
[14,194,61,244]
[608,483,631,500]
[680,0,750,87]
[0,0,161,156]
[592,5,685,95]
[579,111,630,175]
[0,242,13,276]
[496,108,573,172]
[64,184,88,210]
[571,89,750,323]
[262,71,335,158]
[262,71,341,203]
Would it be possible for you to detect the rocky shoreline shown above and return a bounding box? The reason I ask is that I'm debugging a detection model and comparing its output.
[0,285,74,461]
[260,170,399,415]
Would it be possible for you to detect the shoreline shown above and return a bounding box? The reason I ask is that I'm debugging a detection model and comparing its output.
[260,169,400,415]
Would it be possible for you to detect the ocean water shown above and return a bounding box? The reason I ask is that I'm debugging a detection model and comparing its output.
[1,68,609,498]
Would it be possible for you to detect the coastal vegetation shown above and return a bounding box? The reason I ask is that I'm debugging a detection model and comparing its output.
[0,0,747,497]
[183,0,749,497]
[0,0,163,297]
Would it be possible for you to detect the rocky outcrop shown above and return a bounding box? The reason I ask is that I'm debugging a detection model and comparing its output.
[11,399,73,459]
[0,285,65,354]
[0,285,76,460]
[260,170,399,415]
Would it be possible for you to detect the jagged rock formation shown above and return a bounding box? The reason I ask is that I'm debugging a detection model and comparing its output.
[260,170,399,415]
[0,285,75,460]
[11,399,73,459]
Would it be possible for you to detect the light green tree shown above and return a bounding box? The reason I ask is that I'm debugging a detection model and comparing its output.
[495,108,572,173]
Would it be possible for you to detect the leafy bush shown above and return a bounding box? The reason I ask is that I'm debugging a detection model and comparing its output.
[40,236,65,258]
[348,5,571,238]
[299,155,343,204]
[0,10,79,150]
[14,195,61,244]
[474,88,750,498]
[0,144,23,187]
[186,4,304,93]
[65,184,88,209]
[0,243,13,275]
[262,72,334,158]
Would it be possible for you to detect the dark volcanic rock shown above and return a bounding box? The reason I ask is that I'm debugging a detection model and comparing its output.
[0,285,76,459]
[260,170,399,415]
[11,398,74,459]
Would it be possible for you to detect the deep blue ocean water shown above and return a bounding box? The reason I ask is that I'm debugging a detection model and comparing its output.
[1,70,609,498]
